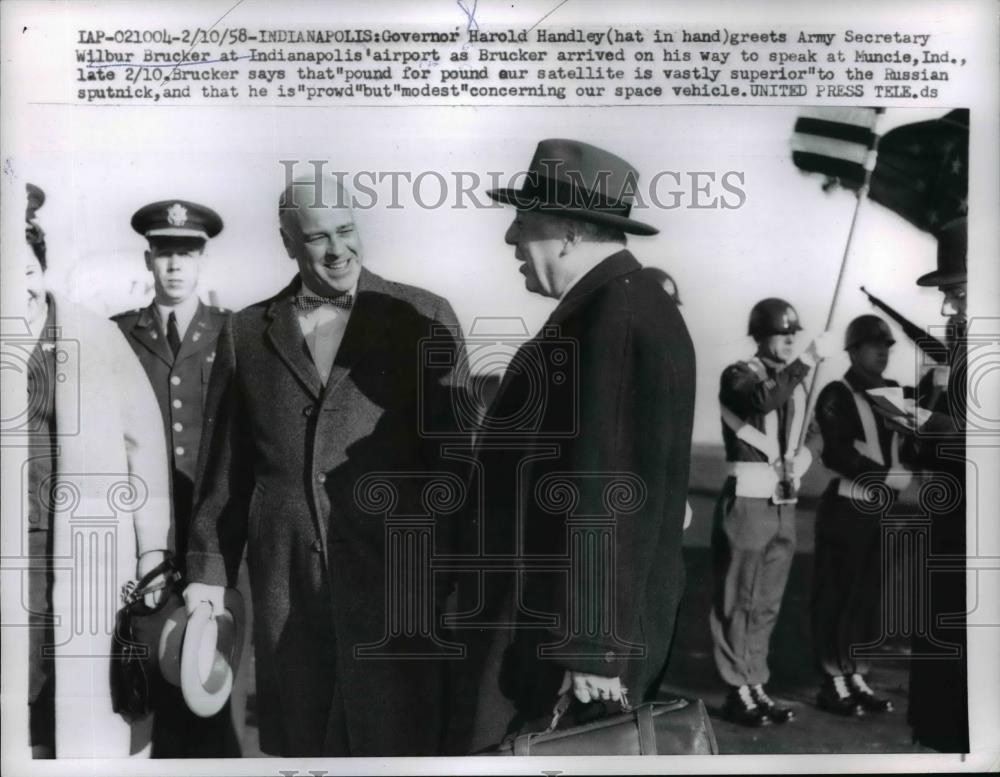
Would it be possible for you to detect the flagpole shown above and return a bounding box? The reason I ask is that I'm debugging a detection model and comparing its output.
[794,162,876,454]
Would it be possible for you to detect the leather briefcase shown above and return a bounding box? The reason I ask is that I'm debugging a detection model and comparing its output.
[493,694,718,756]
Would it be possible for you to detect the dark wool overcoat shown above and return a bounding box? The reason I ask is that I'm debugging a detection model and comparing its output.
[187,268,468,756]
[446,250,697,753]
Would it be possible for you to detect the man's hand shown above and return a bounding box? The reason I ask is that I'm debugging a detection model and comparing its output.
[786,447,813,488]
[932,365,951,390]
[558,670,626,704]
[184,582,226,618]
[136,550,169,609]
[802,331,837,365]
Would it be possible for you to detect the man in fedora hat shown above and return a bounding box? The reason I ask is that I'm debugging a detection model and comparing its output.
[183,176,468,756]
[889,216,969,751]
[447,139,696,753]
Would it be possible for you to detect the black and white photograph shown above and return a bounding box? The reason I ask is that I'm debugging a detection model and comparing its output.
[1,1,998,774]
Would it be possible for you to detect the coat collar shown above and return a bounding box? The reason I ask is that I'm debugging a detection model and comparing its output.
[264,268,393,401]
[546,249,641,326]
[130,302,174,367]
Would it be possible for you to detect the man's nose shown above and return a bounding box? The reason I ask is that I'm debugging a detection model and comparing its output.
[504,222,518,246]
[328,235,347,256]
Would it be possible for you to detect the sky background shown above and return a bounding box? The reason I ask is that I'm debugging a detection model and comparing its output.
[17,104,950,443]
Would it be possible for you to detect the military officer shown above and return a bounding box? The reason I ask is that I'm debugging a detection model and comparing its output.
[812,314,912,717]
[112,199,246,757]
[709,298,832,726]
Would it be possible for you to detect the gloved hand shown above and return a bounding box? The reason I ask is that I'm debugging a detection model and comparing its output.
[559,670,626,704]
[136,549,170,609]
[183,582,226,618]
[802,331,837,366]
[784,447,813,488]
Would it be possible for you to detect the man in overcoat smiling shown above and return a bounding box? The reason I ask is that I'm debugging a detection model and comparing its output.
[184,175,468,756]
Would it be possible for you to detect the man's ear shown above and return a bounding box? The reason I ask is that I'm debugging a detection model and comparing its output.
[279,227,296,260]
[143,249,154,272]
[560,220,582,256]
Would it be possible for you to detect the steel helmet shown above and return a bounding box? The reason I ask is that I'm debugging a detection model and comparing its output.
[748,298,803,339]
[844,314,896,350]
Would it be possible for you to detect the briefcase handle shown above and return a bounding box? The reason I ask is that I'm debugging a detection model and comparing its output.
[546,688,633,732]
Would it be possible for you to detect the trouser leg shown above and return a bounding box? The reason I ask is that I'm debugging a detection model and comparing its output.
[745,503,796,686]
[709,489,786,687]
[813,495,883,678]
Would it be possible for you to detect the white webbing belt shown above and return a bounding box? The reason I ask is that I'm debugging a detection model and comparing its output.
[721,358,807,499]
[833,379,912,500]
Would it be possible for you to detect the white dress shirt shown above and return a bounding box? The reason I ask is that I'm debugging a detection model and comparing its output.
[156,294,201,341]
[295,280,356,384]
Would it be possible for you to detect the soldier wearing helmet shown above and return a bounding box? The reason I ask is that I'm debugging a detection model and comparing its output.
[709,297,833,726]
[811,313,914,718]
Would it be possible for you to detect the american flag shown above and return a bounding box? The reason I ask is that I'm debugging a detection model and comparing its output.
[791,107,881,191]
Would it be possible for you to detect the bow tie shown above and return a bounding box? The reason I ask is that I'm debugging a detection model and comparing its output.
[294,293,354,312]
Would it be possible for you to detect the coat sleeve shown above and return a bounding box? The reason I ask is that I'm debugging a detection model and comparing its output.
[720,357,811,418]
[111,325,172,557]
[186,317,253,586]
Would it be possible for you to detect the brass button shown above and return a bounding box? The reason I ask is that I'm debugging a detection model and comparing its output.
[316,472,326,484]
[603,651,615,663]
[170,376,181,386]
[302,405,314,417]
[175,446,185,456]
[172,399,182,409]
[173,422,183,432]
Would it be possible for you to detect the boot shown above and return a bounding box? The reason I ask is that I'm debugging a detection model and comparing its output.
[848,673,893,713]
[722,685,772,727]
[817,675,864,717]
[751,684,795,723]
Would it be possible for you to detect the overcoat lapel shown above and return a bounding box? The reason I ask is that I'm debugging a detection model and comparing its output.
[265,280,323,399]
[321,268,392,403]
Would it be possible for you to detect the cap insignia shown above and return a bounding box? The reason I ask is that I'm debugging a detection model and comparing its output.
[166,203,188,227]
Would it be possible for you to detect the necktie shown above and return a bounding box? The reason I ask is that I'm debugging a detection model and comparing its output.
[167,312,182,356]
[294,293,354,312]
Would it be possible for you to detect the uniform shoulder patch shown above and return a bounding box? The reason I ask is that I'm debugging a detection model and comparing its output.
[110,309,141,321]
[210,306,231,315]
[729,358,768,382]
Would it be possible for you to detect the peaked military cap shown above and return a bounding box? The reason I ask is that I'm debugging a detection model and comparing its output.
[131,200,223,240]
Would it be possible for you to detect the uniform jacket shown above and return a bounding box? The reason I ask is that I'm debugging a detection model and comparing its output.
[451,250,696,752]
[112,300,229,484]
[719,354,812,463]
[7,295,171,757]
[186,268,468,756]
[113,300,228,556]
[815,369,905,482]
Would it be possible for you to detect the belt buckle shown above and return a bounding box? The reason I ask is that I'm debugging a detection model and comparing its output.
[772,478,799,506]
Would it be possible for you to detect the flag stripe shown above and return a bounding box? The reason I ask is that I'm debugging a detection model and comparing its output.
[793,117,876,148]
[791,152,867,187]
[791,134,871,166]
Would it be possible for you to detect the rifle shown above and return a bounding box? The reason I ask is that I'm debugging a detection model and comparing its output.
[859,286,949,364]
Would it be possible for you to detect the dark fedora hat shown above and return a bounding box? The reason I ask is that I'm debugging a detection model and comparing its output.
[159,588,245,718]
[488,139,658,235]
[917,217,967,287]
